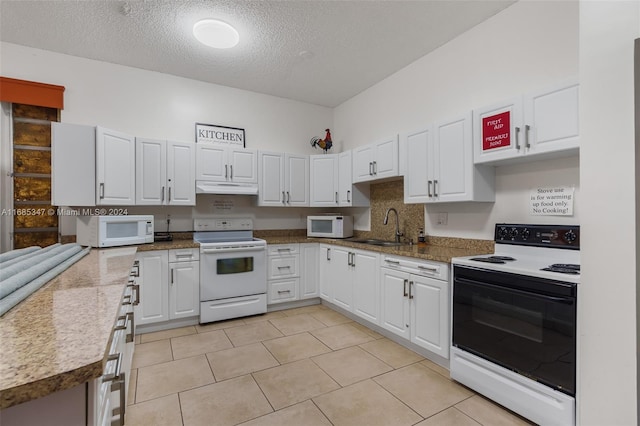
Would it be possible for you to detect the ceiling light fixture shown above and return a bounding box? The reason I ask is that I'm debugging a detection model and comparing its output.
[193,19,239,49]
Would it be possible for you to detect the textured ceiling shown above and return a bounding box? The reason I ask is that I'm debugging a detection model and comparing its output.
[0,1,514,107]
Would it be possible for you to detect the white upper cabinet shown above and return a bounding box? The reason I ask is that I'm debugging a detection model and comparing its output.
[352,135,399,183]
[136,138,195,205]
[404,112,494,204]
[310,154,338,207]
[258,151,309,206]
[474,78,579,165]
[96,126,136,205]
[51,122,96,206]
[196,143,257,184]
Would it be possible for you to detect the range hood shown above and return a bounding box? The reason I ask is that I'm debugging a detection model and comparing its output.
[195,181,258,195]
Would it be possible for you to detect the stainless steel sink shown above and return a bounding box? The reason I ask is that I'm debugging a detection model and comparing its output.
[347,238,404,247]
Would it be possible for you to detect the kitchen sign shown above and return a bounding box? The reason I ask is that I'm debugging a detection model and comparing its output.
[482,111,511,151]
[530,186,574,216]
[196,123,245,147]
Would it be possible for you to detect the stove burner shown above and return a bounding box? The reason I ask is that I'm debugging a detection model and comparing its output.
[550,264,580,270]
[489,256,516,261]
[470,257,507,264]
[541,264,581,275]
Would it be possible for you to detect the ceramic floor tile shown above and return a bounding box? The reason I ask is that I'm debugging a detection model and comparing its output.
[252,358,340,410]
[269,313,327,335]
[134,334,141,344]
[455,395,534,426]
[374,363,473,418]
[195,318,246,333]
[281,304,327,316]
[313,379,422,426]
[238,400,332,426]
[243,310,287,324]
[206,342,279,381]
[262,332,332,364]
[224,321,284,347]
[350,321,385,339]
[136,355,215,402]
[359,338,424,368]
[131,339,173,369]
[311,323,375,350]
[420,358,450,378]
[127,368,137,406]
[180,375,273,426]
[310,309,352,326]
[139,325,197,343]
[125,394,183,426]
[311,346,393,386]
[415,407,480,426]
[171,329,233,359]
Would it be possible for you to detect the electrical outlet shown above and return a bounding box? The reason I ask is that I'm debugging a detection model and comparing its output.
[437,212,448,225]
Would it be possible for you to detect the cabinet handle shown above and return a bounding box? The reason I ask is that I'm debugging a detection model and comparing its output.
[170,268,174,285]
[125,311,135,343]
[282,191,286,204]
[352,252,356,267]
[175,252,193,258]
[409,281,414,299]
[277,290,291,294]
[335,191,338,204]
[230,165,233,180]
[428,180,433,197]
[385,259,400,265]
[287,191,290,204]
[326,248,331,261]
[347,190,351,203]
[525,124,531,149]
[277,247,291,252]
[103,353,122,382]
[403,279,408,297]
[99,182,105,199]
[277,265,291,269]
[418,264,438,272]
[161,186,165,203]
[168,187,172,202]
[133,283,140,305]
[121,294,132,306]
[114,314,128,331]
[225,164,229,179]
[369,162,373,175]
[373,161,377,174]
[515,126,521,150]
[111,374,126,426]
[347,252,352,266]
[131,261,140,277]
[434,179,438,197]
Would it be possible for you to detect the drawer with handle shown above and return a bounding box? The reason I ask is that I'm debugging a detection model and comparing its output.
[268,278,299,303]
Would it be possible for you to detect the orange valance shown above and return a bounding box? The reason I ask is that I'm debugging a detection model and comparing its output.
[0,77,65,109]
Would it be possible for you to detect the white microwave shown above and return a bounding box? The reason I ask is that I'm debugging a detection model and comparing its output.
[76,215,154,247]
[307,215,353,239]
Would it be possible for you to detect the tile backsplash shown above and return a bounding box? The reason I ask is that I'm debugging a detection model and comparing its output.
[354,179,424,243]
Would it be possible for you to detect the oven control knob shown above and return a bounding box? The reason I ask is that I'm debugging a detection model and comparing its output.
[521,228,530,240]
[509,228,519,239]
[564,230,577,244]
[497,227,508,239]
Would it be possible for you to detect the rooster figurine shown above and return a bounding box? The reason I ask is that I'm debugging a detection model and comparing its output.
[310,128,333,152]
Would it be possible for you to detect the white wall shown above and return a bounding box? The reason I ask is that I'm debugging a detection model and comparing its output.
[334,1,580,240]
[578,1,639,424]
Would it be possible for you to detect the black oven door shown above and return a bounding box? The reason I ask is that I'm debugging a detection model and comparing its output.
[452,265,577,396]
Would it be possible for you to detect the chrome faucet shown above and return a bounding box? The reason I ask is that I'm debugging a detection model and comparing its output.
[383,207,403,243]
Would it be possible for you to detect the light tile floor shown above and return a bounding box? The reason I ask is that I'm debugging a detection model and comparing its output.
[126,304,533,426]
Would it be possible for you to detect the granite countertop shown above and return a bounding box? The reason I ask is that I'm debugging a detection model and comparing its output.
[0,247,137,410]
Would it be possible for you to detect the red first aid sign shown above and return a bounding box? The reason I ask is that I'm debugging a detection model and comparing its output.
[482,111,511,151]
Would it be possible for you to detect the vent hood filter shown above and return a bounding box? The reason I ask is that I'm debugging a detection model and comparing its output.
[196,181,258,195]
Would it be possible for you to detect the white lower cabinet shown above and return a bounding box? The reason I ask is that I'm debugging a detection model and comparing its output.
[380,255,450,358]
[319,245,380,324]
[136,248,199,326]
[300,243,319,299]
[267,244,300,304]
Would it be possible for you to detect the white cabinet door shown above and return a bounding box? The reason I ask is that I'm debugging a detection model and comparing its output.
[51,122,96,206]
[135,138,166,205]
[258,151,285,206]
[300,243,319,299]
[96,126,135,205]
[337,151,352,206]
[380,268,410,339]
[410,274,449,358]
[433,113,471,202]
[285,153,309,206]
[352,250,379,324]
[403,127,431,204]
[372,136,399,180]
[169,260,200,319]
[331,247,352,311]
[167,141,195,205]
[228,148,258,183]
[524,79,579,156]
[352,144,374,183]
[473,96,523,164]
[310,154,338,207]
[319,245,333,300]
[136,251,169,325]
[196,143,227,181]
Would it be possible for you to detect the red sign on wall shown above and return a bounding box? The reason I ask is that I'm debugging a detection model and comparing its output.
[482,111,511,151]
